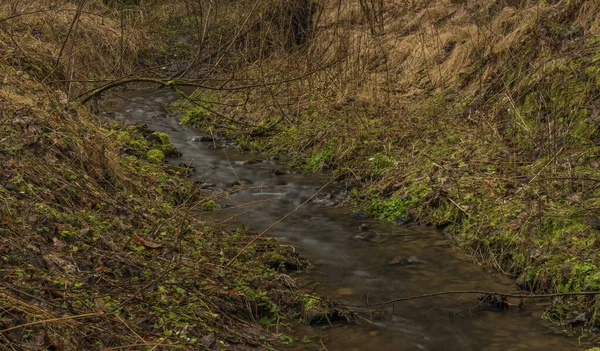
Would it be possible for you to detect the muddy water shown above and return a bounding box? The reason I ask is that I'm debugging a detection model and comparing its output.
[101,87,578,351]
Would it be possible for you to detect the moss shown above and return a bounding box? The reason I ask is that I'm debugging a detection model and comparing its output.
[129,138,147,150]
[149,132,182,157]
[116,131,132,143]
[146,149,165,163]
[200,200,220,211]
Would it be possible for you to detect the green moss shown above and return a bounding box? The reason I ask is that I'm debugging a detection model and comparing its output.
[149,132,182,157]
[146,149,165,163]
[369,194,419,222]
[129,139,147,150]
[304,140,335,171]
[200,200,220,211]
[151,132,171,145]
[116,131,132,143]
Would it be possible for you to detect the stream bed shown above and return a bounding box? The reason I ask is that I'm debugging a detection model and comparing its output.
[101,87,578,350]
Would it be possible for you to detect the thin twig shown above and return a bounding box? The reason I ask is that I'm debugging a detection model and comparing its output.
[54,0,87,69]
[348,290,600,309]
[0,312,103,334]
[78,58,342,104]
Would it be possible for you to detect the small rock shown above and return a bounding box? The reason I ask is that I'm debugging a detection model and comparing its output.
[353,232,376,242]
[198,136,215,142]
[394,215,409,225]
[270,169,285,176]
[243,159,262,165]
[352,209,369,220]
[359,223,369,231]
[353,231,386,243]
[387,255,422,266]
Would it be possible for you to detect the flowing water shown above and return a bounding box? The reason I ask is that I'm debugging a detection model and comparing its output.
[101,87,579,350]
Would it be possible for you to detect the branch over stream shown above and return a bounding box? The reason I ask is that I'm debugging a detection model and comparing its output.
[348,290,600,309]
[77,59,341,104]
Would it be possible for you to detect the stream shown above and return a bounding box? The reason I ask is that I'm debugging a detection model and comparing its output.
[101,87,578,350]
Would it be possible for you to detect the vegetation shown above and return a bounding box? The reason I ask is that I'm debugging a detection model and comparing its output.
[0,1,347,349]
[1,0,600,347]
[174,0,600,338]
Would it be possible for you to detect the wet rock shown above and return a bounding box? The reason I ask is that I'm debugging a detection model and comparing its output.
[353,231,384,243]
[394,215,409,225]
[269,169,285,176]
[190,135,213,142]
[242,159,262,165]
[565,311,589,328]
[313,192,343,207]
[264,156,280,162]
[352,209,369,220]
[387,255,422,266]
[359,223,369,231]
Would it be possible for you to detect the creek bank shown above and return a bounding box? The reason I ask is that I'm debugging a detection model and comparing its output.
[175,76,600,339]
[0,69,349,350]
[169,0,600,333]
